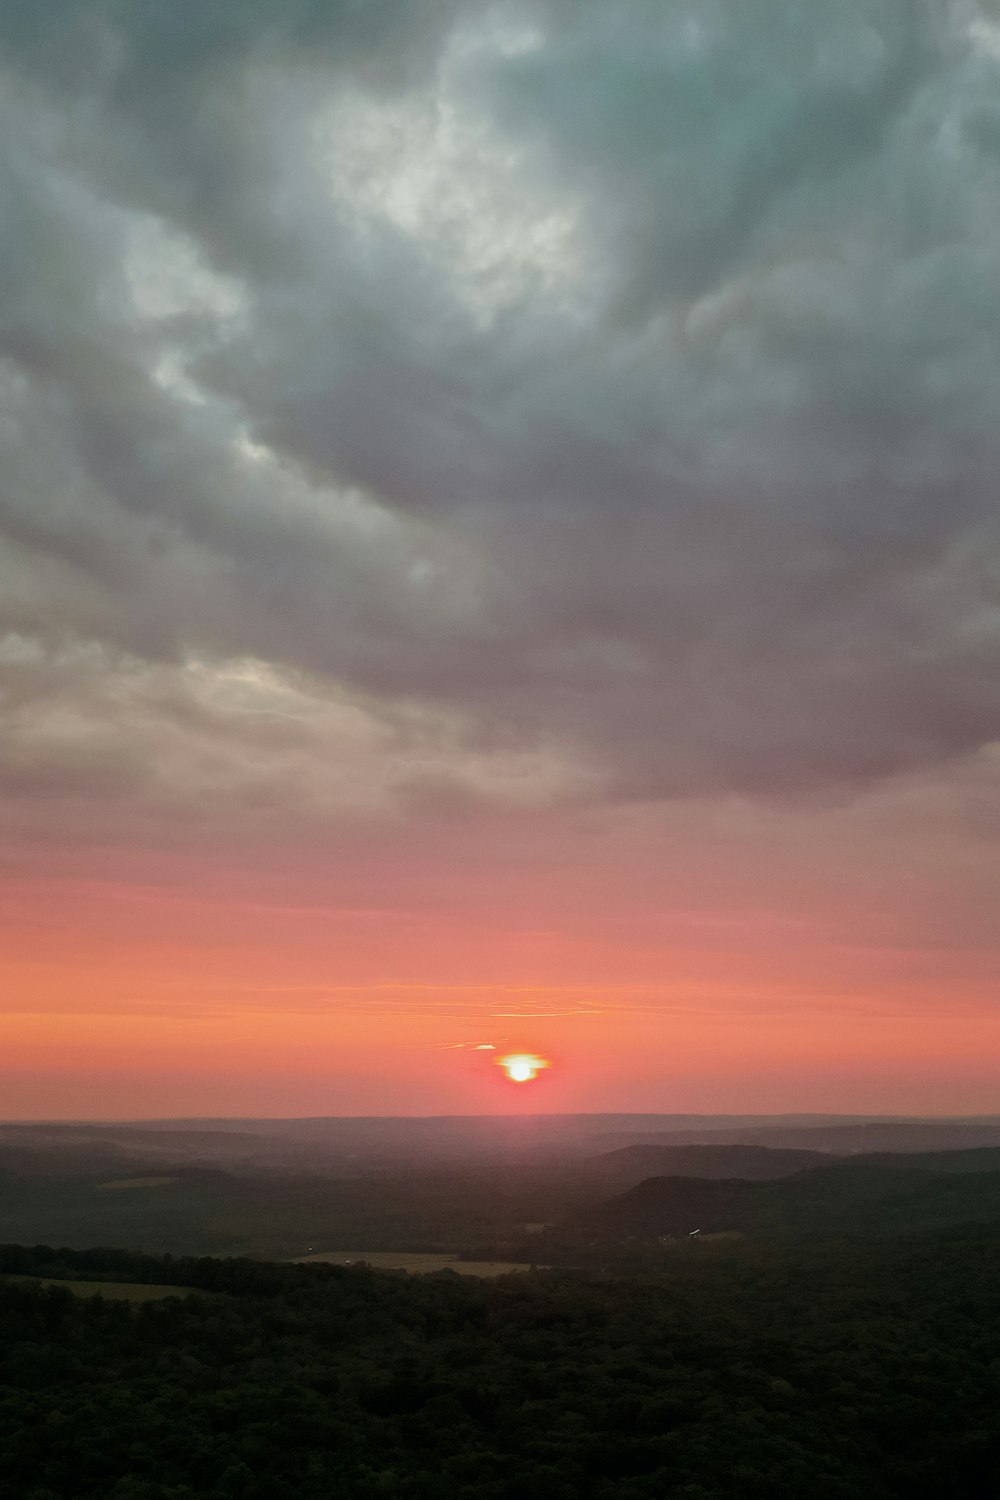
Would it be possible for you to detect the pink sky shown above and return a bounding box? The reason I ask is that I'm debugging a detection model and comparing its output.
[4,766,999,1117]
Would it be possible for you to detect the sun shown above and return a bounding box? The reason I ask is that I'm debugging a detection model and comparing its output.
[498,1053,550,1084]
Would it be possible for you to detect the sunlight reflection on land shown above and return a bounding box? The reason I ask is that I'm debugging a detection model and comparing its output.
[291,1250,533,1277]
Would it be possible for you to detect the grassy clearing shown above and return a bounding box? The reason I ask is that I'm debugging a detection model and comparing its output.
[291,1250,532,1277]
[1,1274,201,1301]
[97,1176,178,1191]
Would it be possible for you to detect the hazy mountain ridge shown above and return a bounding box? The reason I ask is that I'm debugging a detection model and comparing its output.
[578,1143,832,1189]
[7,1118,1000,1261]
[580,1160,1000,1243]
[6,1114,999,1171]
[590,1121,1000,1153]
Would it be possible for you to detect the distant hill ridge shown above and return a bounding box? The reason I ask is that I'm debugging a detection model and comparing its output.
[597,1122,1000,1153]
[581,1143,832,1189]
[582,1158,1000,1240]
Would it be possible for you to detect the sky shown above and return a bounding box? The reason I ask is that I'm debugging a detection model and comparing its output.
[3,0,1000,1118]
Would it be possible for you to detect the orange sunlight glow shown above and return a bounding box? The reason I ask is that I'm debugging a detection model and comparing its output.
[498,1053,550,1084]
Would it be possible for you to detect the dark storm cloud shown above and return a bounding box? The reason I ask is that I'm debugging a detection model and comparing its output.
[2,0,1000,835]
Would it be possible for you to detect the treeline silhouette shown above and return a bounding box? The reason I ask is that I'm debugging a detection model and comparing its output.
[2,1233,1000,1498]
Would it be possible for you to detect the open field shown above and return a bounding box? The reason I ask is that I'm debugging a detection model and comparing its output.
[292,1250,532,1277]
[1,1274,201,1301]
[97,1176,178,1191]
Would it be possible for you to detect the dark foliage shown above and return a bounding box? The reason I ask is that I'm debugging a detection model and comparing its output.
[2,1233,1000,1498]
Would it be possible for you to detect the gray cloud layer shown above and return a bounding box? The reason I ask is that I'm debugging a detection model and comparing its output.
[2,0,1000,840]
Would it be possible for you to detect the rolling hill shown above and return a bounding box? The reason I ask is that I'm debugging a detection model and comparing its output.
[578,1142,832,1190]
[575,1160,1000,1243]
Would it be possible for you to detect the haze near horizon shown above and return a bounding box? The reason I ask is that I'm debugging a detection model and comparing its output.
[3,1,1000,1119]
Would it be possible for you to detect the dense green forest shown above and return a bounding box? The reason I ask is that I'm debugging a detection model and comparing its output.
[5,1126,1000,1495]
[2,1233,1000,1499]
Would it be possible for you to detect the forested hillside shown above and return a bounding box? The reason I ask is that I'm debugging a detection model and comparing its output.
[2,1234,1000,1499]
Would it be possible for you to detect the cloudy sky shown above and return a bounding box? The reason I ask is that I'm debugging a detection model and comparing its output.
[3,0,1000,1117]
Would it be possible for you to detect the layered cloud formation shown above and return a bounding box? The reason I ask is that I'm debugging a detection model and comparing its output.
[3,0,1000,849]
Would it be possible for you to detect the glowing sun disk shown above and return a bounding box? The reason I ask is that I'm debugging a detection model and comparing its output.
[499,1052,549,1083]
